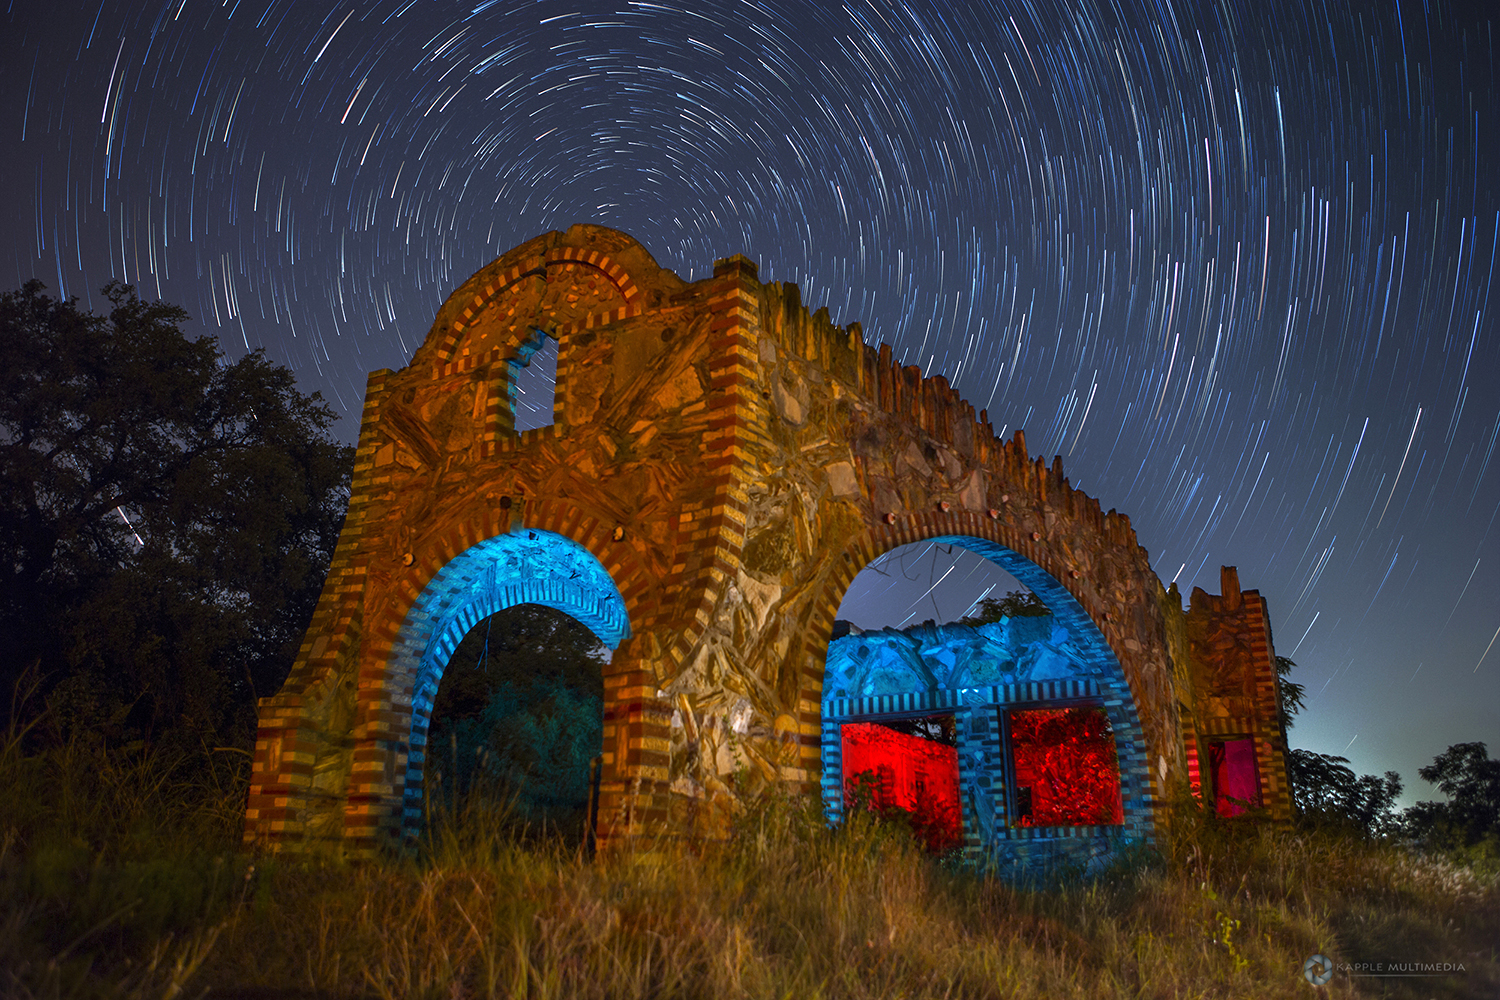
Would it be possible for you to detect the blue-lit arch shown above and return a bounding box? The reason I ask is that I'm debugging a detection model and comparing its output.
[391,528,630,836]
[821,533,1151,874]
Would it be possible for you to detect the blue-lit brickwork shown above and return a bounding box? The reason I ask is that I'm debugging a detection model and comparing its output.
[823,536,1151,876]
[390,529,629,838]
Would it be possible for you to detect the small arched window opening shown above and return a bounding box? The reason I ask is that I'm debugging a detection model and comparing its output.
[510,328,558,432]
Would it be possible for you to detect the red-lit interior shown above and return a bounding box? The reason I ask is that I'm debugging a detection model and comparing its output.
[1008,707,1123,826]
[1209,738,1261,817]
[841,720,962,853]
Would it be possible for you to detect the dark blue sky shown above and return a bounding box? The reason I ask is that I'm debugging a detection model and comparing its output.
[3,0,1496,804]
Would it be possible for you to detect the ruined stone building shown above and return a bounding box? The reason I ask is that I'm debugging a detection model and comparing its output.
[244,225,1291,870]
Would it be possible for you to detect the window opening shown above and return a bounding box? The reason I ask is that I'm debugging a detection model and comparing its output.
[1209,737,1261,817]
[511,331,558,432]
[842,714,961,853]
[1007,706,1123,826]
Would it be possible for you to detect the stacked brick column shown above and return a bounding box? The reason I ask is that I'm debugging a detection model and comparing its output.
[589,255,765,848]
[1244,589,1292,819]
[245,369,392,852]
[1183,567,1293,823]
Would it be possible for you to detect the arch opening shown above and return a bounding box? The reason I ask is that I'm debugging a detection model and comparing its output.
[821,535,1148,871]
[835,540,1034,632]
[391,529,630,843]
[425,602,608,844]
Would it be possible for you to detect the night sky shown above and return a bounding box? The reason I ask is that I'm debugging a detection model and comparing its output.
[3,0,1496,805]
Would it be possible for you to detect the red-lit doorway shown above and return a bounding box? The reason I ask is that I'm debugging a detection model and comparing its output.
[1208,737,1261,817]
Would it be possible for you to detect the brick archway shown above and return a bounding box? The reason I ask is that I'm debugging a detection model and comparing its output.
[810,527,1155,869]
[387,528,630,843]
[246,224,1290,857]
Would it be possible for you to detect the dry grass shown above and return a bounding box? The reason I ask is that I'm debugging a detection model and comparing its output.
[3,730,1497,1000]
[0,705,248,999]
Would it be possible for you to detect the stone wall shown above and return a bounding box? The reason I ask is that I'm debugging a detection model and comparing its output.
[245,225,1288,857]
[1181,567,1292,819]
[825,617,1098,697]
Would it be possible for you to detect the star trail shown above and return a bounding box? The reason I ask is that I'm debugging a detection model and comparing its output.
[2,0,1496,800]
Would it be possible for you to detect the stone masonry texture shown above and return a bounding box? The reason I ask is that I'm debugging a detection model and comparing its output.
[244,225,1290,858]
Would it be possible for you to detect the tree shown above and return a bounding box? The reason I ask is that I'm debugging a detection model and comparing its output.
[962,589,1050,624]
[1403,742,1500,849]
[1275,655,1305,736]
[1286,748,1403,836]
[0,280,353,749]
[1277,657,1401,836]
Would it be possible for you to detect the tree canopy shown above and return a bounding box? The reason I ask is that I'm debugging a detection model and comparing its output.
[1404,742,1500,849]
[1274,655,1305,736]
[0,280,353,750]
[1278,658,1498,847]
[1277,656,1402,836]
[1286,748,1403,836]
[961,589,1050,624]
